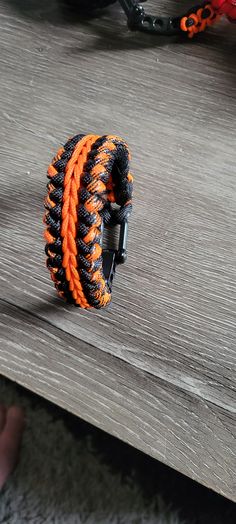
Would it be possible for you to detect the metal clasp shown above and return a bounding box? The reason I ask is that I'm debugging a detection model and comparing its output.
[102,220,129,290]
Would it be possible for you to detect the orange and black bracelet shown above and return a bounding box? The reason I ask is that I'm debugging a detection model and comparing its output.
[74,0,223,38]
[44,134,133,309]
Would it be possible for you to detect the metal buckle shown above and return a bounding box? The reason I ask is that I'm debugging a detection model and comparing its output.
[102,220,129,290]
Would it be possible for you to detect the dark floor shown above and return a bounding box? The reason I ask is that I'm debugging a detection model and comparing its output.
[3,377,235,524]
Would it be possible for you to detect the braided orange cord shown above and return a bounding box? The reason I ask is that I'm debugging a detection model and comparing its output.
[61,135,100,307]
[45,136,98,306]
[45,154,63,288]
[87,137,118,307]
[180,13,199,37]
[180,4,221,37]
[197,7,209,30]
[82,135,132,308]
[80,138,117,307]
[96,137,131,292]
[44,148,65,287]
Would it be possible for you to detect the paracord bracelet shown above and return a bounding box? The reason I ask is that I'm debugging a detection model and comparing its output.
[120,0,221,37]
[44,134,133,309]
[76,0,226,38]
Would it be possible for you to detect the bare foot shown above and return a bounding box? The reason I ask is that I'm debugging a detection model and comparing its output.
[0,405,25,489]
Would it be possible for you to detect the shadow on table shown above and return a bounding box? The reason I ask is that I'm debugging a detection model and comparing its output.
[5,0,191,25]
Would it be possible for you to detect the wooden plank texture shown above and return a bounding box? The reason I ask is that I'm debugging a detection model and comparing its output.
[0,0,235,500]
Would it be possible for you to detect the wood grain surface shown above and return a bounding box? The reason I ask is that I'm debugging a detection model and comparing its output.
[0,0,235,500]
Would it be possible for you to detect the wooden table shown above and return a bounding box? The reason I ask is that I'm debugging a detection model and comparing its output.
[0,0,235,501]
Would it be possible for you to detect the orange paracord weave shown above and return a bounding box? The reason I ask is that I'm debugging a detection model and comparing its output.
[44,134,133,309]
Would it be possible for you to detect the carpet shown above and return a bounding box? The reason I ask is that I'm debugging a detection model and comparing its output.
[0,378,235,524]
